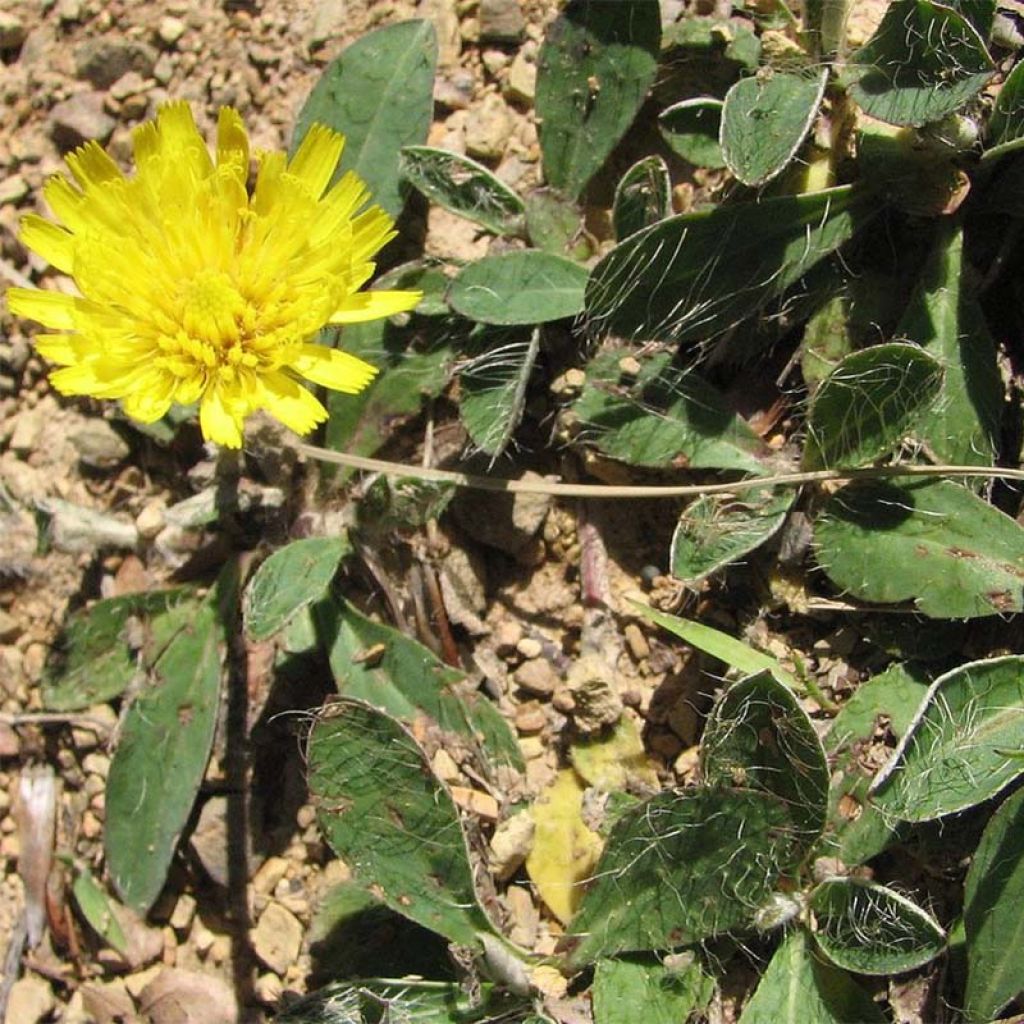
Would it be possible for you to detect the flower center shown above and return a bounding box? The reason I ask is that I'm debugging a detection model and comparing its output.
[179,270,247,348]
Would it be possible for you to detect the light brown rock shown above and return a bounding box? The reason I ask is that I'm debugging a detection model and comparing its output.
[250,901,303,975]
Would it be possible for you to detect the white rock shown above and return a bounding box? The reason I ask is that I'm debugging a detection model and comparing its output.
[250,902,303,975]
[4,976,54,1024]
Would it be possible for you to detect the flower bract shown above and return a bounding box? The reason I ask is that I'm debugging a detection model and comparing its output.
[7,102,421,447]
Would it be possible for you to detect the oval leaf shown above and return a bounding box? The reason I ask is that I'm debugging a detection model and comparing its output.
[658,98,725,169]
[840,0,994,127]
[400,146,525,235]
[810,878,946,974]
[592,957,714,1024]
[814,479,1024,618]
[448,250,588,325]
[535,0,661,199]
[585,186,874,345]
[613,155,671,240]
[567,787,811,964]
[964,786,1024,1022]
[803,342,944,469]
[720,69,827,186]
[293,20,438,216]
[244,536,351,641]
[308,700,493,947]
[871,655,1024,821]
[701,671,830,840]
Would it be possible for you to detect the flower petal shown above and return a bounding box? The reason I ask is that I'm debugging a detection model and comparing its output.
[327,289,422,325]
[33,333,80,365]
[65,142,124,190]
[199,385,244,448]
[258,370,328,436]
[7,288,78,330]
[216,107,249,177]
[19,215,75,274]
[290,344,378,394]
[288,124,344,200]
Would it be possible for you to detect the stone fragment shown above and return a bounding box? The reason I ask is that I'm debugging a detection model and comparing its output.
[138,968,238,1024]
[464,92,513,161]
[0,12,27,51]
[514,701,546,733]
[80,980,135,1024]
[566,652,624,733]
[452,471,551,556]
[514,657,558,696]
[505,49,536,104]
[250,902,303,975]
[0,609,19,644]
[450,786,499,820]
[9,407,44,454]
[0,175,28,204]
[135,500,166,540]
[479,0,525,42]
[488,809,534,880]
[74,38,158,89]
[157,16,186,47]
[50,92,117,150]
[70,419,130,469]
[4,976,54,1024]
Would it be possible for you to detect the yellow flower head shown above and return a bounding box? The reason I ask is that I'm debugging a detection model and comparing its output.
[7,102,420,447]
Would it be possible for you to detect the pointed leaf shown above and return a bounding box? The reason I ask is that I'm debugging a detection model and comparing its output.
[738,928,885,1024]
[535,0,661,199]
[318,593,523,771]
[105,569,233,912]
[814,479,1024,618]
[701,671,830,840]
[840,0,994,127]
[721,69,827,187]
[899,222,1001,466]
[613,156,671,240]
[458,325,540,458]
[72,867,129,958]
[400,146,526,235]
[803,342,944,469]
[572,351,765,473]
[448,250,589,325]
[871,655,1024,821]
[964,786,1024,1022]
[585,186,875,345]
[243,536,351,641]
[308,700,493,947]
[567,787,810,964]
[671,485,794,585]
[293,20,438,216]
[658,99,726,169]
[985,57,1024,161]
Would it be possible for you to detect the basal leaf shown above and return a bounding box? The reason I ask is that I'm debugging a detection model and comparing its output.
[308,700,492,947]
[592,956,714,1024]
[814,479,1024,618]
[985,57,1024,162]
[803,342,944,470]
[658,99,726,169]
[448,250,589,325]
[535,0,661,199]
[585,186,874,346]
[613,156,671,240]
[871,655,1024,821]
[293,20,438,216]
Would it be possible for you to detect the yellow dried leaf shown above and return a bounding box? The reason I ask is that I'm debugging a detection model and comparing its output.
[525,769,603,925]
[570,715,659,792]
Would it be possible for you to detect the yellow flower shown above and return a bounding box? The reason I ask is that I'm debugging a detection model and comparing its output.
[7,102,420,448]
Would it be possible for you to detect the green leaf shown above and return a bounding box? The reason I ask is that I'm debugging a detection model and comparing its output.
[822,663,933,865]
[701,671,830,840]
[964,785,1024,1022]
[105,567,233,913]
[72,866,129,958]
[613,156,671,240]
[318,593,523,771]
[323,318,454,467]
[448,250,589,325]
[803,342,944,469]
[293,20,438,217]
[839,0,994,128]
[243,536,351,642]
[458,325,540,458]
[374,259,452,317]
[535,0,661,199]
[985,57,1024,161]
[567,787,811,964]
[572,351,765,473]
[308,700,492,947]
[671,485,794,585]
[634,602,799,690]
[400,146,526,235]
[592,956,714,1024]
[801,293,855,392]
[720,69,827,187]
[810,878,946,974]
[813,479,1024,618]
[738,928,885,1024]
[524,188,588,257]
[899,222,1001,466]
[42,587,197,711]
[871,655,1024,821]
[585,186,875,346]
[658,99,726,169]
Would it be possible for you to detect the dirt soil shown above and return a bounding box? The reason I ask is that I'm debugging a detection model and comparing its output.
[0,1,898,1022]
